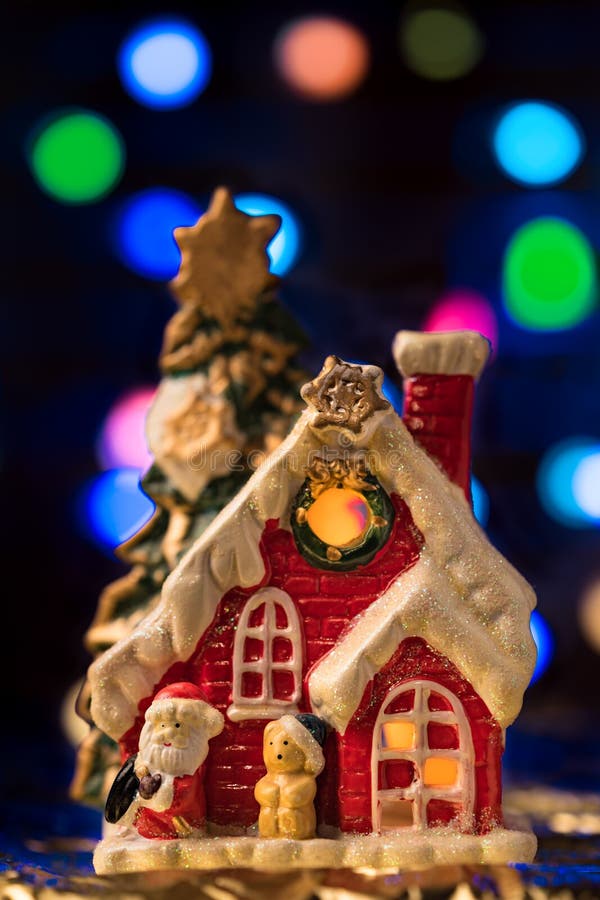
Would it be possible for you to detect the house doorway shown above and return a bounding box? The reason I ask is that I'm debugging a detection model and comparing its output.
[371,679,474,831]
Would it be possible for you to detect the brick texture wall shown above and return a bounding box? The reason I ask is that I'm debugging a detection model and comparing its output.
[403,374,475,502]
[116,375,489,833]
[337,637,503,834]
[121,493,424,829]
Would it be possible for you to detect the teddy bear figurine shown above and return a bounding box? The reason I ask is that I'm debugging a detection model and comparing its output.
[255,713,327,840]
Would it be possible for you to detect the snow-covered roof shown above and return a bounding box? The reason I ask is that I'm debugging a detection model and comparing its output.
[89,342,536,740]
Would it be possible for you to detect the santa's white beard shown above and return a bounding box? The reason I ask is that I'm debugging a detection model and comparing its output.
[139,727,208,777]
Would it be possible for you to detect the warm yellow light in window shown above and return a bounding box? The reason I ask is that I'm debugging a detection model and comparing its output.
[382,721,416,751]
[423,757,459,787]
[306,487,370,548]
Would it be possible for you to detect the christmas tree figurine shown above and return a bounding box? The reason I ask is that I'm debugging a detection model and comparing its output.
[90,330,538,874]
[72,187,307,809]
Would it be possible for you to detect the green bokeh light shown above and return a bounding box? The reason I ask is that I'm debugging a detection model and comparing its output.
[400,7,483,81]
[29,110,125,204]
[503,218,597,331]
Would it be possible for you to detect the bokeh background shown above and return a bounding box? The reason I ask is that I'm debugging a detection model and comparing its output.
[2,0,600,875]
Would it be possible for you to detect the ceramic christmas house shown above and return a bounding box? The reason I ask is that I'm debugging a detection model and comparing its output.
[89,331,537,873]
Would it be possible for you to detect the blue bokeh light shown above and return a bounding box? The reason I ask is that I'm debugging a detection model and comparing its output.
[493,101,583,186]
[78,467,155,552]
[118,19,212,109]
[471,475,489,527]
[381,378,403,413]
[530,610,554,684]
[573,450,600,521]
[234,193,301,276]
[115,188,202,280]
[537,437,600,528]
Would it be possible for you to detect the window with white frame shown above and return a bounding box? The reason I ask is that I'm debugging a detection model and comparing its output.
[371,680,474,832]
[227,587,303,722]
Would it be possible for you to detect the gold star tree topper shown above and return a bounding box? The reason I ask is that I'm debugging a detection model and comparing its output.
[301,356,390,434]
[170,187,281,327]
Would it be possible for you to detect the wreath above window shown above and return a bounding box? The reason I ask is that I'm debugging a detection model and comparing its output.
[291,456,395,571]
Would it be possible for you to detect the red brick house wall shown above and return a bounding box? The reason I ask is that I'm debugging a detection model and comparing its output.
[121,495,424,828]
[118,373,488,831]
[336,637,503,834]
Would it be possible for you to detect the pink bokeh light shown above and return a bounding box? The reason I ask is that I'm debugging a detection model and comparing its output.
[96,386,156,472]
[423,289,498,355]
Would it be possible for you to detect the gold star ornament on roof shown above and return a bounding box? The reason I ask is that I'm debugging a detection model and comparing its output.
[170,187,281,327]
[301,356,390,434]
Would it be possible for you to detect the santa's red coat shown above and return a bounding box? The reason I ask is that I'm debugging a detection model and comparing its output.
[134,764,206,839]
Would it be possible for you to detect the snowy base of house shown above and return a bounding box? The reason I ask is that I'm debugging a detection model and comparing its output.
[94,824,536,874]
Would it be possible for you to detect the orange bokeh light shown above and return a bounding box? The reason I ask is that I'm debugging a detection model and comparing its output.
[275,16,370,101]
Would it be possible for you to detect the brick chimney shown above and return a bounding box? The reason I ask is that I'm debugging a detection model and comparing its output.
[393,331,490,503]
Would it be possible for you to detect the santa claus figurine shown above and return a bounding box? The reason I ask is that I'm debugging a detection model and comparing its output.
[105,682,224,839]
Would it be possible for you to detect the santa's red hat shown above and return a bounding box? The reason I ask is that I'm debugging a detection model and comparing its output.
[147,682,224,737]
[154,682,209,704]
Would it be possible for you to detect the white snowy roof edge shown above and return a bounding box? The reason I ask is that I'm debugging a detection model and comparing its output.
[89,357,536,741]
[393,330,491,379]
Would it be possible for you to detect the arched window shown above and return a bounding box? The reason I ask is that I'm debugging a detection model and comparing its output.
[227,587,303,722]
[371,680,474,832]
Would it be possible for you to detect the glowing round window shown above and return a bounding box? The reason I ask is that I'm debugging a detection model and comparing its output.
[291,459,394,571]
[306,488,371,548]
